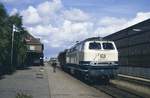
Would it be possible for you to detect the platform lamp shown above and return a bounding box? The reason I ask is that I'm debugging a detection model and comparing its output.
[132,29,142,32]
[10,24,19,68]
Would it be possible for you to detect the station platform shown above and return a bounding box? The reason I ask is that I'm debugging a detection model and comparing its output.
[46,63,111,98]
[0,66,50,98]
[118,74,150,83]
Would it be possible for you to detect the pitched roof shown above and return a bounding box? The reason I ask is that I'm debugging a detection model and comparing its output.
[104,18,150,40]
[25,33,42,45]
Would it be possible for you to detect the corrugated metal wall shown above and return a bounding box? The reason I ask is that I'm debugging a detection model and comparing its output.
[104,19,150,79]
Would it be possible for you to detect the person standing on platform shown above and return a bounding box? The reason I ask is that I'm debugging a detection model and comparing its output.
[52,60,57,72]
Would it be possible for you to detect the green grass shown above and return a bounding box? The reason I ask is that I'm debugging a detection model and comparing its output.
[16,92,33,98]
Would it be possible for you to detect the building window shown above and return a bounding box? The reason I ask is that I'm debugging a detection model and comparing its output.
[29,45,35,50]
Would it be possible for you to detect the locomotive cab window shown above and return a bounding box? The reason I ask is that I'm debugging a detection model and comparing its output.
[89,42,101,49]
[102,43,114,50]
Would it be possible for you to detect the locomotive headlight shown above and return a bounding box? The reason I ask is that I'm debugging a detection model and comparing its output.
[100,54,106,58]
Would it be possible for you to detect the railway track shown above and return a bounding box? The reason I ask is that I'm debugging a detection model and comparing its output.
[93,83,144,98]
[76,75,145,98]
[59,68,149,98]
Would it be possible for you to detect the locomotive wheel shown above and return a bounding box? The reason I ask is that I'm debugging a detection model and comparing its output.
[99,76,110,85]
[83,74,94,84]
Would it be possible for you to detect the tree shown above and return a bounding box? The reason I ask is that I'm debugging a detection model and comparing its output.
[0,3,11,69]
[0,3,29,73]
[9,14,28,68]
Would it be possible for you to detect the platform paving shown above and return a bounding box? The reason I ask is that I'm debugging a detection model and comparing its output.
[0,66,50,98]
[0,63,112,98]
[46,63,112,98]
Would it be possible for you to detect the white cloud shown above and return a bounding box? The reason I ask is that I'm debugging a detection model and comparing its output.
[42,39,49,44]
[10,8,18,16]
[20,0,93,50]
[19,0,150,57]
[94,12,150,37]
[28,24,59,37]
[125,12,150,27]
[94,17,128,36]
[98,17,127,27]
[59,20,93,41]
[21,6,41,25]
[37,0,62,16]
[63,8,90,22]
[27,20,94,48]
[21,0,63,26]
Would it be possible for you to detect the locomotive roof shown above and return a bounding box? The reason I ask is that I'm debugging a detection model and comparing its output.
[77,37,108,44]
[83,37,103,42]
[69,37,113,50]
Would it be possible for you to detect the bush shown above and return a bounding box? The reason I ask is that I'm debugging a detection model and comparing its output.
[16,92,32,98]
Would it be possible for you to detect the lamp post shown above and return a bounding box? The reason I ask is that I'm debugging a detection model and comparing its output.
[10,25,16,67]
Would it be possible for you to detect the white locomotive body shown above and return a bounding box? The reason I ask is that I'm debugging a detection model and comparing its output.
[66,40,118,65]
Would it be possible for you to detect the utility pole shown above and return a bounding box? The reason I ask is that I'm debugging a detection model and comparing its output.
[10,25,15,67]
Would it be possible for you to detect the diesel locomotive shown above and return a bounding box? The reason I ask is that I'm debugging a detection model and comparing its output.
[58,37,118,82]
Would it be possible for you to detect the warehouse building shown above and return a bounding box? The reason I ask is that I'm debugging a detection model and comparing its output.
[104,19,150,79]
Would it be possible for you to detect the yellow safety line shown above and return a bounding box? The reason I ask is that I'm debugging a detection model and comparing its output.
[118,74,150,83]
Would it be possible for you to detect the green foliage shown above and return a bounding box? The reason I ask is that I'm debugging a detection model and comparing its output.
[0,3,28,72]
[0,3,11,67]
[16,92,32,98]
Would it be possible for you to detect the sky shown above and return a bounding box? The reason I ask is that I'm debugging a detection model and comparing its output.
[1,0,150,58]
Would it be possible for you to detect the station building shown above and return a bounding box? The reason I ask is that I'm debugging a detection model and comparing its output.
[25,34,44,66]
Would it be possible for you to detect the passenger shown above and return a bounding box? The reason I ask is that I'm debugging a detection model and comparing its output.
[52,61,57,72]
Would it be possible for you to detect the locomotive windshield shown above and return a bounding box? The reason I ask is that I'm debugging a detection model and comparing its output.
[89,42,101,49]
[102,43,114,50]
